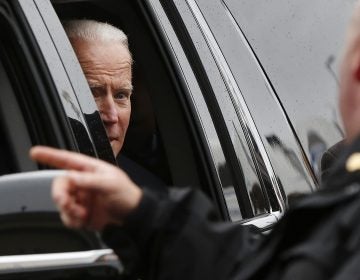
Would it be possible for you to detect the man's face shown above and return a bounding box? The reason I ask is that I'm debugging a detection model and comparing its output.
[71,38,132,156]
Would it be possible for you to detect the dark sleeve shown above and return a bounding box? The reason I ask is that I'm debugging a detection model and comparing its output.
[102,188,261,280]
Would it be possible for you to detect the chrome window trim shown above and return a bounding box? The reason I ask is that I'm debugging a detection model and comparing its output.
[241,211,281,229]
[0,249,122,274]
[185,0,285,213]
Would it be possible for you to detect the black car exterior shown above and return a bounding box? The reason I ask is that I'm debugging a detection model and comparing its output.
[0,0,355,278]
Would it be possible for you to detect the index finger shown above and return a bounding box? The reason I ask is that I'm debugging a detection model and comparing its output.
[30,146,101,171]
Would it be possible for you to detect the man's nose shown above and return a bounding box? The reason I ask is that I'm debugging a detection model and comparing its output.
[99,95,118,124]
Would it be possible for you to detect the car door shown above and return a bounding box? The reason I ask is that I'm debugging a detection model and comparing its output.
[0,0,121,278]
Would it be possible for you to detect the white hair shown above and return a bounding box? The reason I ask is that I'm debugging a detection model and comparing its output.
[63,19,129,49]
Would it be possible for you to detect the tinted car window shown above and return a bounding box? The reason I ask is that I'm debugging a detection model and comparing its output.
[0,8,42,174]
[0,58,34,174]
[224,0,355,178]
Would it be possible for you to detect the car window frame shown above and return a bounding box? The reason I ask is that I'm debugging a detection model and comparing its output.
[158,0,285,226]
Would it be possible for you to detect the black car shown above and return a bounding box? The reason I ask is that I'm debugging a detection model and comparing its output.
[0,0,355,278]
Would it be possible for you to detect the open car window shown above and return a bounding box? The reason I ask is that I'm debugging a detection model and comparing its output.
[52,0,206,191]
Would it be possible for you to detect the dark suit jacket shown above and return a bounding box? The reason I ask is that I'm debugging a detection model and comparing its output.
[117,155,166,194]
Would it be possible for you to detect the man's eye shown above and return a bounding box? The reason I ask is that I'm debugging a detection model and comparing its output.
[114,92,128,100]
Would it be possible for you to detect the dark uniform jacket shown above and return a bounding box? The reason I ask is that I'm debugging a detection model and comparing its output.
[103,137,360,280]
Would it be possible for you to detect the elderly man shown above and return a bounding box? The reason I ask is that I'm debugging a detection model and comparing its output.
[31,2,360,279]
[64,20,164,188]
[64,20,132,157]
